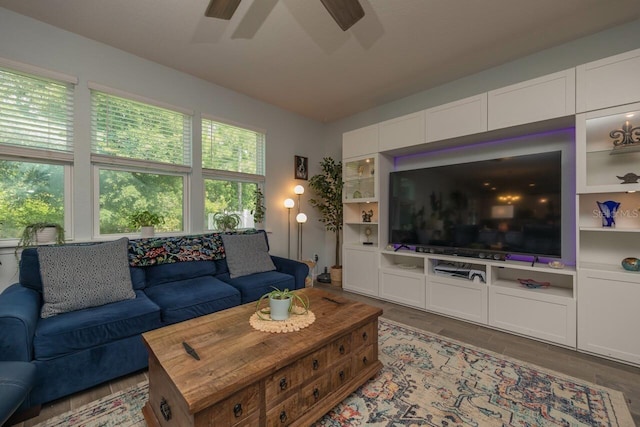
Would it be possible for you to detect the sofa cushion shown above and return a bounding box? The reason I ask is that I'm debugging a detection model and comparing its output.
[144,260,216,288]
[221,233,275,279]
[144,276,241,324]
[33,290,162,360]
[224,271,295,304]
[38,238,136,318]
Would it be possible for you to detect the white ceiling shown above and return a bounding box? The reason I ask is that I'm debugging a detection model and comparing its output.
[2,0,640,122]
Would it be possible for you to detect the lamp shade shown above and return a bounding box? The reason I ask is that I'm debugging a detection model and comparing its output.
[284,198,295,209]
[294,185,305,195]
[296,212,308,223]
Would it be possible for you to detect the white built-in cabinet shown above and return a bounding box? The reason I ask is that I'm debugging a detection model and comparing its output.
[487,69,575,130]
[425,94,487,142]
[341,47,640,365]
[576,48,640,113]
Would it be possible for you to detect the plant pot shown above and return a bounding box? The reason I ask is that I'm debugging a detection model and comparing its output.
[140,226,155,238]
[269,297,291,321]
[330,266,342,286]
[36,227,58,244]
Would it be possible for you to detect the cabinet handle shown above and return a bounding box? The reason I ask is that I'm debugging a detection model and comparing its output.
[362,331,368,341]
[160,397,172,421]
[362,356,368,365]
[339,370,345,381]
[280,410,288,423]
[313,387,320,400]
[313,359,319,370]
[279,377,288,390]
[233,403,243,418]
[339,344,345,354]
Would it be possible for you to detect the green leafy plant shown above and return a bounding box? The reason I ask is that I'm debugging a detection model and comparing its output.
[128,210,164,229]
[15,223,65,257]
[251,187,266,224]
[309,157,343,268]
[213,211,241,231]
[255,287,309,321]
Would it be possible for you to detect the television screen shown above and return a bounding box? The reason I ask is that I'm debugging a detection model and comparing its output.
[388,151,562,258]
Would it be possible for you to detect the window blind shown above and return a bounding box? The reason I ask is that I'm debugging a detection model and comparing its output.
[202,118,265,175]
[91,90,192,166]
[0,67,74,153]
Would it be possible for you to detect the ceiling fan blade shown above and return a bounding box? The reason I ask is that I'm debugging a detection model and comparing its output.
[320,0,365,31]
[205,0,242,20]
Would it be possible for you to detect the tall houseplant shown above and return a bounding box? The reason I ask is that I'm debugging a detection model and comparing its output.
[309,157,343,283]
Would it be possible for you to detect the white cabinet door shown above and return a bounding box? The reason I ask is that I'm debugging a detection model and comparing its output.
[488,69,575,130]
[577,268,640,365]
[343,124,379,158]
[379,111,425,151]
[577,48,640,113]
[342,247,379,297]
[489,286,576,347]
[427,277,488,324]
[379,269,426,309]
[425,94,487,142]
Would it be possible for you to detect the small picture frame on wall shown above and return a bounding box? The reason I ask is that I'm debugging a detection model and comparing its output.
[294,155,308,180]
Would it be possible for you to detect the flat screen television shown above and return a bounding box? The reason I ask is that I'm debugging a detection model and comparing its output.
[388,151,562,258]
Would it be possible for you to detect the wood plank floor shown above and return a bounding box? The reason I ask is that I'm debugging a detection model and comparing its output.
[10,283,640,426]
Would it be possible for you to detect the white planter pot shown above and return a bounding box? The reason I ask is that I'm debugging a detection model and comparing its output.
[269,297,291,321]
[140,226,155,238]
[36,227,58,244]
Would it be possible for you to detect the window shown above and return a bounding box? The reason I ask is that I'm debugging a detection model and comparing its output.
[90,87,192,235]
[202,118,265,230]
[0,66,74,240]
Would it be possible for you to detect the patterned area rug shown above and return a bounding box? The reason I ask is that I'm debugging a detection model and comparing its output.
[34,319,633,427]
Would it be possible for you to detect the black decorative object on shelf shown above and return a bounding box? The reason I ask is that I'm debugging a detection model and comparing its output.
[362,209,373,222]
[617,172,640,184]
[610,120,640,155]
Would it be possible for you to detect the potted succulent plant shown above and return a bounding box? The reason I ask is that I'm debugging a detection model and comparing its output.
[129,210,164,238]
[309,157,343,284]
[213,211,241,231]
[256,287,309,321]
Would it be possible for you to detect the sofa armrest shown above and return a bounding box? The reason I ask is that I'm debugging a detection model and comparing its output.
[271,256,309,290]
[0,284,40,362]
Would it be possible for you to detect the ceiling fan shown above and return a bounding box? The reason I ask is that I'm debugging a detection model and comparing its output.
[205,0,365,31]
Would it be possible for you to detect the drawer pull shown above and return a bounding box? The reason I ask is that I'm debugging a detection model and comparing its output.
[279,377,288,390]
[339,344,345,354]
[362,356,368,365]
[312,359,319,370]
[339,370,345,381]
[160,397,172,421]
[280,410,288,423]
[233,403,243,418]
[362,331,368,341]
[313,387,320,400]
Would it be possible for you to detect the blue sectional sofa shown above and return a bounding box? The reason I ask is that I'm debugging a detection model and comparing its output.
[0,230,308,412]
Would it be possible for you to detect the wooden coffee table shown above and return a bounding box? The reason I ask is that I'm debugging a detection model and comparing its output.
[142,287,383,426]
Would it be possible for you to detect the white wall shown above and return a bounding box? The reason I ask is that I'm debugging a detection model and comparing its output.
[0,8,328,291]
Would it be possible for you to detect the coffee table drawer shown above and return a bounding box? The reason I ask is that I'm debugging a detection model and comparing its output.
[352,321,377,350]
[265,361,303,402]
[300,374,330,409]
[327,334,352,363]
[201,382,260,426]
[330,358,353,389]
[353,343,377,374]
[301,346,328,375]
[266,393,299,427]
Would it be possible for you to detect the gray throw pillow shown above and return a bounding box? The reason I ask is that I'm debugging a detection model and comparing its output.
[38,237,135,318]
[221,233,276,279]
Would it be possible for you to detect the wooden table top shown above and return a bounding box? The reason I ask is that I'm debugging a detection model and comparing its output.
[142,288,383,414]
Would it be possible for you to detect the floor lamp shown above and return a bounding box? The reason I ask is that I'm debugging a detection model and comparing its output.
[284,198,294,258]
[296,212,307,260]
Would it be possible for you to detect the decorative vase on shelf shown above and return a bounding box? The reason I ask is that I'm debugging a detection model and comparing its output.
[622,257,640,271]
[596,200,620,227]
